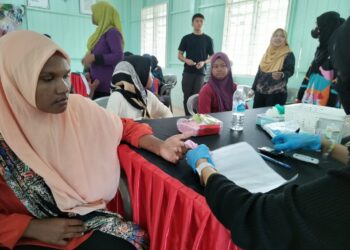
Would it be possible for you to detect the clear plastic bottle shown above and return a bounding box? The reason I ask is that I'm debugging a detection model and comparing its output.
[231,88,246,131]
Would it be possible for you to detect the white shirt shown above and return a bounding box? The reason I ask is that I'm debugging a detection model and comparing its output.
[107,90,173,120]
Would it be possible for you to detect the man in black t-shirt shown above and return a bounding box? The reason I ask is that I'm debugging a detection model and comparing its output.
[178,13,214,115]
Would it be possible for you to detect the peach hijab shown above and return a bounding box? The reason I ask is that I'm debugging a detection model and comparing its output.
[0,31,122,215]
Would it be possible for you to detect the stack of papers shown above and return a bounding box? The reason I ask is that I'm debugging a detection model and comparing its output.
[262,121,300,138]
[212,142,290,193]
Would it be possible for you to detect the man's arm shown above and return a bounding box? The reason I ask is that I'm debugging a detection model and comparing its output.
[178,51,195,66]
[178,50,187,63]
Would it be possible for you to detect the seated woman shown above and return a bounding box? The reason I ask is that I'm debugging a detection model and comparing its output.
[143,54,165,95]
[198,52,237,114]
[107,55,173,120]
[0,31,188,250]
[185,18,350,250]
[250,28,295,108]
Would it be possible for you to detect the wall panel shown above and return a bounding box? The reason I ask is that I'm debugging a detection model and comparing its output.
[2,0,350,108]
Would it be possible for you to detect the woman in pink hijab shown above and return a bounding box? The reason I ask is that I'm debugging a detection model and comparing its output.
[198,52,237,113]
[0,31,188,250]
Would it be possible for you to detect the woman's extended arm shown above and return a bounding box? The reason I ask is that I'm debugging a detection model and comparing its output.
[121,118,189,163]
[272,133,349,166]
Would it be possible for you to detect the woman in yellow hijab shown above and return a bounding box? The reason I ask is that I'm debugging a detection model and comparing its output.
[82,1,124,99]
[250,28,295,108]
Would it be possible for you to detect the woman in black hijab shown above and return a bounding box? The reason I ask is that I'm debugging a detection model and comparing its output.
[107,55,172,120]
[185,17,350,250]
[332,17,350,115]
[142,54,165,95]
[296,11,345,107]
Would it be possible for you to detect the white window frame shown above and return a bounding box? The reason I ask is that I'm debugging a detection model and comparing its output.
[140,3,167,68]
[222,0,291,76]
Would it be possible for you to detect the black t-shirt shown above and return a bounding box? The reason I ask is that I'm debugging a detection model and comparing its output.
[178,33,214,75]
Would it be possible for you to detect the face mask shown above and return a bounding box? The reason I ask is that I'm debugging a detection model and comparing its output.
[311,28,320,39]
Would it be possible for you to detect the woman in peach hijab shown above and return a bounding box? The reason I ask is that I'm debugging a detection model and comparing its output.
[0,31,188,250]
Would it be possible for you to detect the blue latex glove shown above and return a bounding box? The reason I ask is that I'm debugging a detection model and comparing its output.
[272,133,321,151]
[186,144,215,173]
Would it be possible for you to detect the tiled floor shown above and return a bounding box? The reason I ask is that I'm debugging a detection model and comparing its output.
[172,106,185,117]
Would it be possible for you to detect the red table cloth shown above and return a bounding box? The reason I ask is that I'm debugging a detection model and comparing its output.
[117,144,241,250]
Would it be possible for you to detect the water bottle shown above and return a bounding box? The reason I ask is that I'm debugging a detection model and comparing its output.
[231,88,246,131]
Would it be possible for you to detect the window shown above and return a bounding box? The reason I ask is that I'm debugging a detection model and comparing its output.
[141,3,167,67]
[222,0,290,76]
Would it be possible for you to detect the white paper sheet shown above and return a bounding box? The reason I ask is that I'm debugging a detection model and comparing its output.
[212,142,288,193]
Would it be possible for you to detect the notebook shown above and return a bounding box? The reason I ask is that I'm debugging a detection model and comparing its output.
[212,142,292,193]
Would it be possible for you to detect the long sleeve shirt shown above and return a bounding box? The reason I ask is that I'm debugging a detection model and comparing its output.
[296,67,339,107]
[0,118,152,250]
[91,28,124,94]
[205,167,350,250]
[252,52,295,95]
[296,47,340,107]
[107,90,173,120]
[198,83,236,114]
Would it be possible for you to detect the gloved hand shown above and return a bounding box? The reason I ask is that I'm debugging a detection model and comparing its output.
[272,133,321,151]
[186,144,215,173]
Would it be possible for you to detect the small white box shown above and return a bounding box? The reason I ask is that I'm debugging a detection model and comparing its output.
[285,103,348,142]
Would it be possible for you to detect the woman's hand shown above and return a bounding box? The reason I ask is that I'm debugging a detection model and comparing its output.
[159,134,190,163]
[89,79,100,96]
[272,133,321,151]
[185,59,196,66]
[272,72,284,80]
[23,218,85,246]
[186,145,217,186]
[82,53,95,67]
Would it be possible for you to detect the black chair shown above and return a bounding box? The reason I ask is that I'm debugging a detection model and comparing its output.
[159,75,177,112]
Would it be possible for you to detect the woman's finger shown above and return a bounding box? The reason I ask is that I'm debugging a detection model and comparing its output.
[179,132,193,140]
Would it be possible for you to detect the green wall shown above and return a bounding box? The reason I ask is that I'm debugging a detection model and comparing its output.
[2,0,349,108]
[123,0,350,108]
[1,0,128,72]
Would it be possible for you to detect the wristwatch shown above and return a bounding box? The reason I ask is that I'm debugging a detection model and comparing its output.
[322,139,336,159]
[196,162,214,177]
